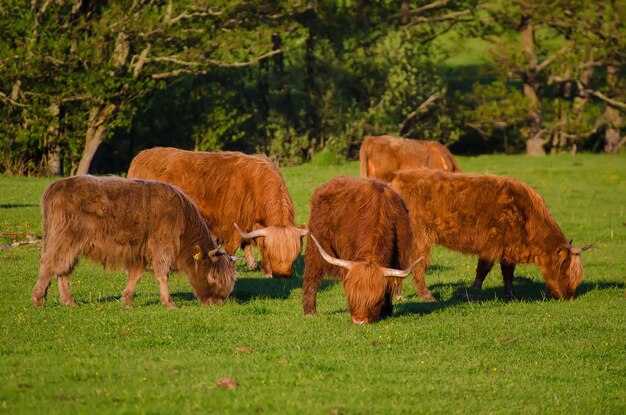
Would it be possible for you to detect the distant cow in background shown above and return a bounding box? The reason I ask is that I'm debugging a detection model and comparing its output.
[32,176,236,308]
[360,135,461,183]
[389,169,592,300]
[128,147,307,278]
[303,176,422,324]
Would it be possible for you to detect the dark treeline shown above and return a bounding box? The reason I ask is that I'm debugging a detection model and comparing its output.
[1,1,624,176]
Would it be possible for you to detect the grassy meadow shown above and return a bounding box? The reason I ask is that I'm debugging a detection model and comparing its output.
[0,154,625,414]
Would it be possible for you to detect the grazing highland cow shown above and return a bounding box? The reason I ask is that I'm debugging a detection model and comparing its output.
[303,176,422,324]
[128,147,307,278]
[389,169,592,300]
[360,135,461,182]
[32,175,236,308]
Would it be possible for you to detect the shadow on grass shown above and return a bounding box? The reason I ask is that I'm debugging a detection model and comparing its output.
[0,203,38,209]
[394,275,626,317]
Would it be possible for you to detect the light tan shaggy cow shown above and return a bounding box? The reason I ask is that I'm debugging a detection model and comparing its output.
[32,175,236,308]
[360,135,461,183]
[128,147,307,278]
[389,168,592,300]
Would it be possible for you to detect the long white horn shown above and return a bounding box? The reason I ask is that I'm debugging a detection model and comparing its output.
[309,235,355,270]
[234,223,269,239]
[569,244,594,255]
[381,257,423,278]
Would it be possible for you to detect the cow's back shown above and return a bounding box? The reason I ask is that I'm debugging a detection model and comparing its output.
[390,169,560,262]
[309,176,412,269]
[42,175,190,269]
[128,147,296,239]
[360,136,459,182]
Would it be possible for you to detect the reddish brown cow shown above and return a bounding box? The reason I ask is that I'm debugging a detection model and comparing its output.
[303,176,422,324]
[128,147,307,278]
[389,169,592,300]
[32,175,236,308]
[360,135,461,182]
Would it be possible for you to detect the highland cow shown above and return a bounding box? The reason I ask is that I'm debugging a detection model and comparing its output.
[303,176,422,324]
[128,147,307,278]
[360,135,461,183]
[32,175,236,308]
[389,169,591,300]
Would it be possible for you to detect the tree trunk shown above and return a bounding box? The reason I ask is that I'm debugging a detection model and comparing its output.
[75,103,116,175]
[400,0,409,25]
[258,57,270,151]
[526,138,546,156]
[304,33,319,158]
[46,102,63,176]
[356,0,368,29]
[271,33,295,130]
[604,64,624,153]
[519,4,544,155]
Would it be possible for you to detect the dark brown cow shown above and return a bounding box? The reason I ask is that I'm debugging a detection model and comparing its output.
[303,176,422,324]
[32,175,236,308]
[128,147,307,278]
[389,169,592,300]
[360,135,461,182]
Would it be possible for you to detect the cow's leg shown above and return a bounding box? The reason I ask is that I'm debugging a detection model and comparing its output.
[500,260,516,301]
[242,242,259,270]
[381,287,394,318]
[121,266,144,308]
[473,258,495,289]
[57,273,77,307]
[392,279,407,302]
[32,252,76,307]
[302,264,324,316]
[260,249,272,278]
[32,265,55,307]
[154,271,175,308]
[413,254,435,302]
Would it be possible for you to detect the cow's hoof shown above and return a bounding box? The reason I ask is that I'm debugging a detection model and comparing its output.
[32,297,44,308]
[419,293,436,302]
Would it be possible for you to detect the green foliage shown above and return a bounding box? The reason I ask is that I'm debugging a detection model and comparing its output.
[1,0,625,174]
[1,154,625,412]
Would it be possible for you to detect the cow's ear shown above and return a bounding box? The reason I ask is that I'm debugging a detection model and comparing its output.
[208,245,227,262]
[192,244,203,262]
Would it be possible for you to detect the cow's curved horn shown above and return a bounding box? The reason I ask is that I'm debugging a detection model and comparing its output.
[570,244,595,255]
[309,235,355,270]
[297,226,309,237]
[381,257,423,278]
[234,223,269,239]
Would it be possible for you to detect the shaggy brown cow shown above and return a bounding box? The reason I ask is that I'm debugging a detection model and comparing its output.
[128,147,307,278]
[389,169,592,300]
[303,176,422,324]
[360,135,461,182]
[32,175,236,308]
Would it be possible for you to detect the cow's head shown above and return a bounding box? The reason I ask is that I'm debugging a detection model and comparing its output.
[192,244,238,303]
[309,235,421,324]
[541,243,593,300]
[235,223,308,278]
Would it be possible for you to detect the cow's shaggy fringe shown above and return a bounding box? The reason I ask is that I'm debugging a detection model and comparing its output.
[390,169,587,300]
[360,135,461,182]
[303,176,413,323]
[32,175,236,308]
[128,147,302,277]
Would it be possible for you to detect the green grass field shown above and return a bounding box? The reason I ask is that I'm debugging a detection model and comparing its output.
[1,154,625,414]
